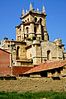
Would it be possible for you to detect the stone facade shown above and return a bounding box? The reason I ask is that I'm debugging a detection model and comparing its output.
[0,3,66,66]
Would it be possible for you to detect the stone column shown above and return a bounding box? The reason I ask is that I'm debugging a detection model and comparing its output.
[21,24,24,41]
[32,40,41,65]
[29,23,34,39]
[37,24,42,40]
[44,32,49,41]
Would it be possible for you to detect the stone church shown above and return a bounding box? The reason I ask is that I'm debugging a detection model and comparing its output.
[0,3,66,68]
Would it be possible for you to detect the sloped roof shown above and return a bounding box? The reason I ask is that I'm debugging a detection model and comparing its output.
[0,48,10,54]
[24,60,66,74]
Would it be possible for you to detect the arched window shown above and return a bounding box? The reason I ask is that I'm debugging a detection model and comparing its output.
[39,18,42,24]
[47,50,51,60]
[16,46,20,59]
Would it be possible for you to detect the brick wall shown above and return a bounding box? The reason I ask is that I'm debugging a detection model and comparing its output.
[12,66,32,76]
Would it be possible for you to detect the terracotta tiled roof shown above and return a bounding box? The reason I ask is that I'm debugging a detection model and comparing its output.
[24,60,66,74]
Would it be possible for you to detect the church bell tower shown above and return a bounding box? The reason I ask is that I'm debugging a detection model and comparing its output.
[16,3,49,42]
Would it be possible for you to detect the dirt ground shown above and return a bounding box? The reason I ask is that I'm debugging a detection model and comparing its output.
[0,77,66,92]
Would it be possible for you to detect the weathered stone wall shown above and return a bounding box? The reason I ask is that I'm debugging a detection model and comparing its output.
[41,41,63,62]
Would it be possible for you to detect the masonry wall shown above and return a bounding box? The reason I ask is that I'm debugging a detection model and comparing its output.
[41,41,63,61]
[0,49,11,76]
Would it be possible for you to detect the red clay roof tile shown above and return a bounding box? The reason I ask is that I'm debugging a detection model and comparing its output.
[24,60,66,74]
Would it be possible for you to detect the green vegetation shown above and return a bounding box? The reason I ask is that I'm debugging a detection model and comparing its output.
[0,91,66,99]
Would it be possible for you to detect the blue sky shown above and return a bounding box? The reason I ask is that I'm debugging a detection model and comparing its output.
[0,0,66,47]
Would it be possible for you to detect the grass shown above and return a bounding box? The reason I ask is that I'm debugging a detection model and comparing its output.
[0,91,66,99]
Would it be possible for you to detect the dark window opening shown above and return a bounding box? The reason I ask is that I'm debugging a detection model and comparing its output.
[20,29,21,31]
[41,25,44,40]
[57,68,61,74]
[26,27,29,37]
[16,46,19,59]
[51,69,55,74]
[40,71,47,77]
[39,18,42,24]
[32,36,36,40]
[8,45,10,47]
[34,26,36,36]
[47,50,51,60]
[34,17,37,22]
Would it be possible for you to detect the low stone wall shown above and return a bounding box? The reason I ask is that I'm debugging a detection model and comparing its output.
[0,77,66,92]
